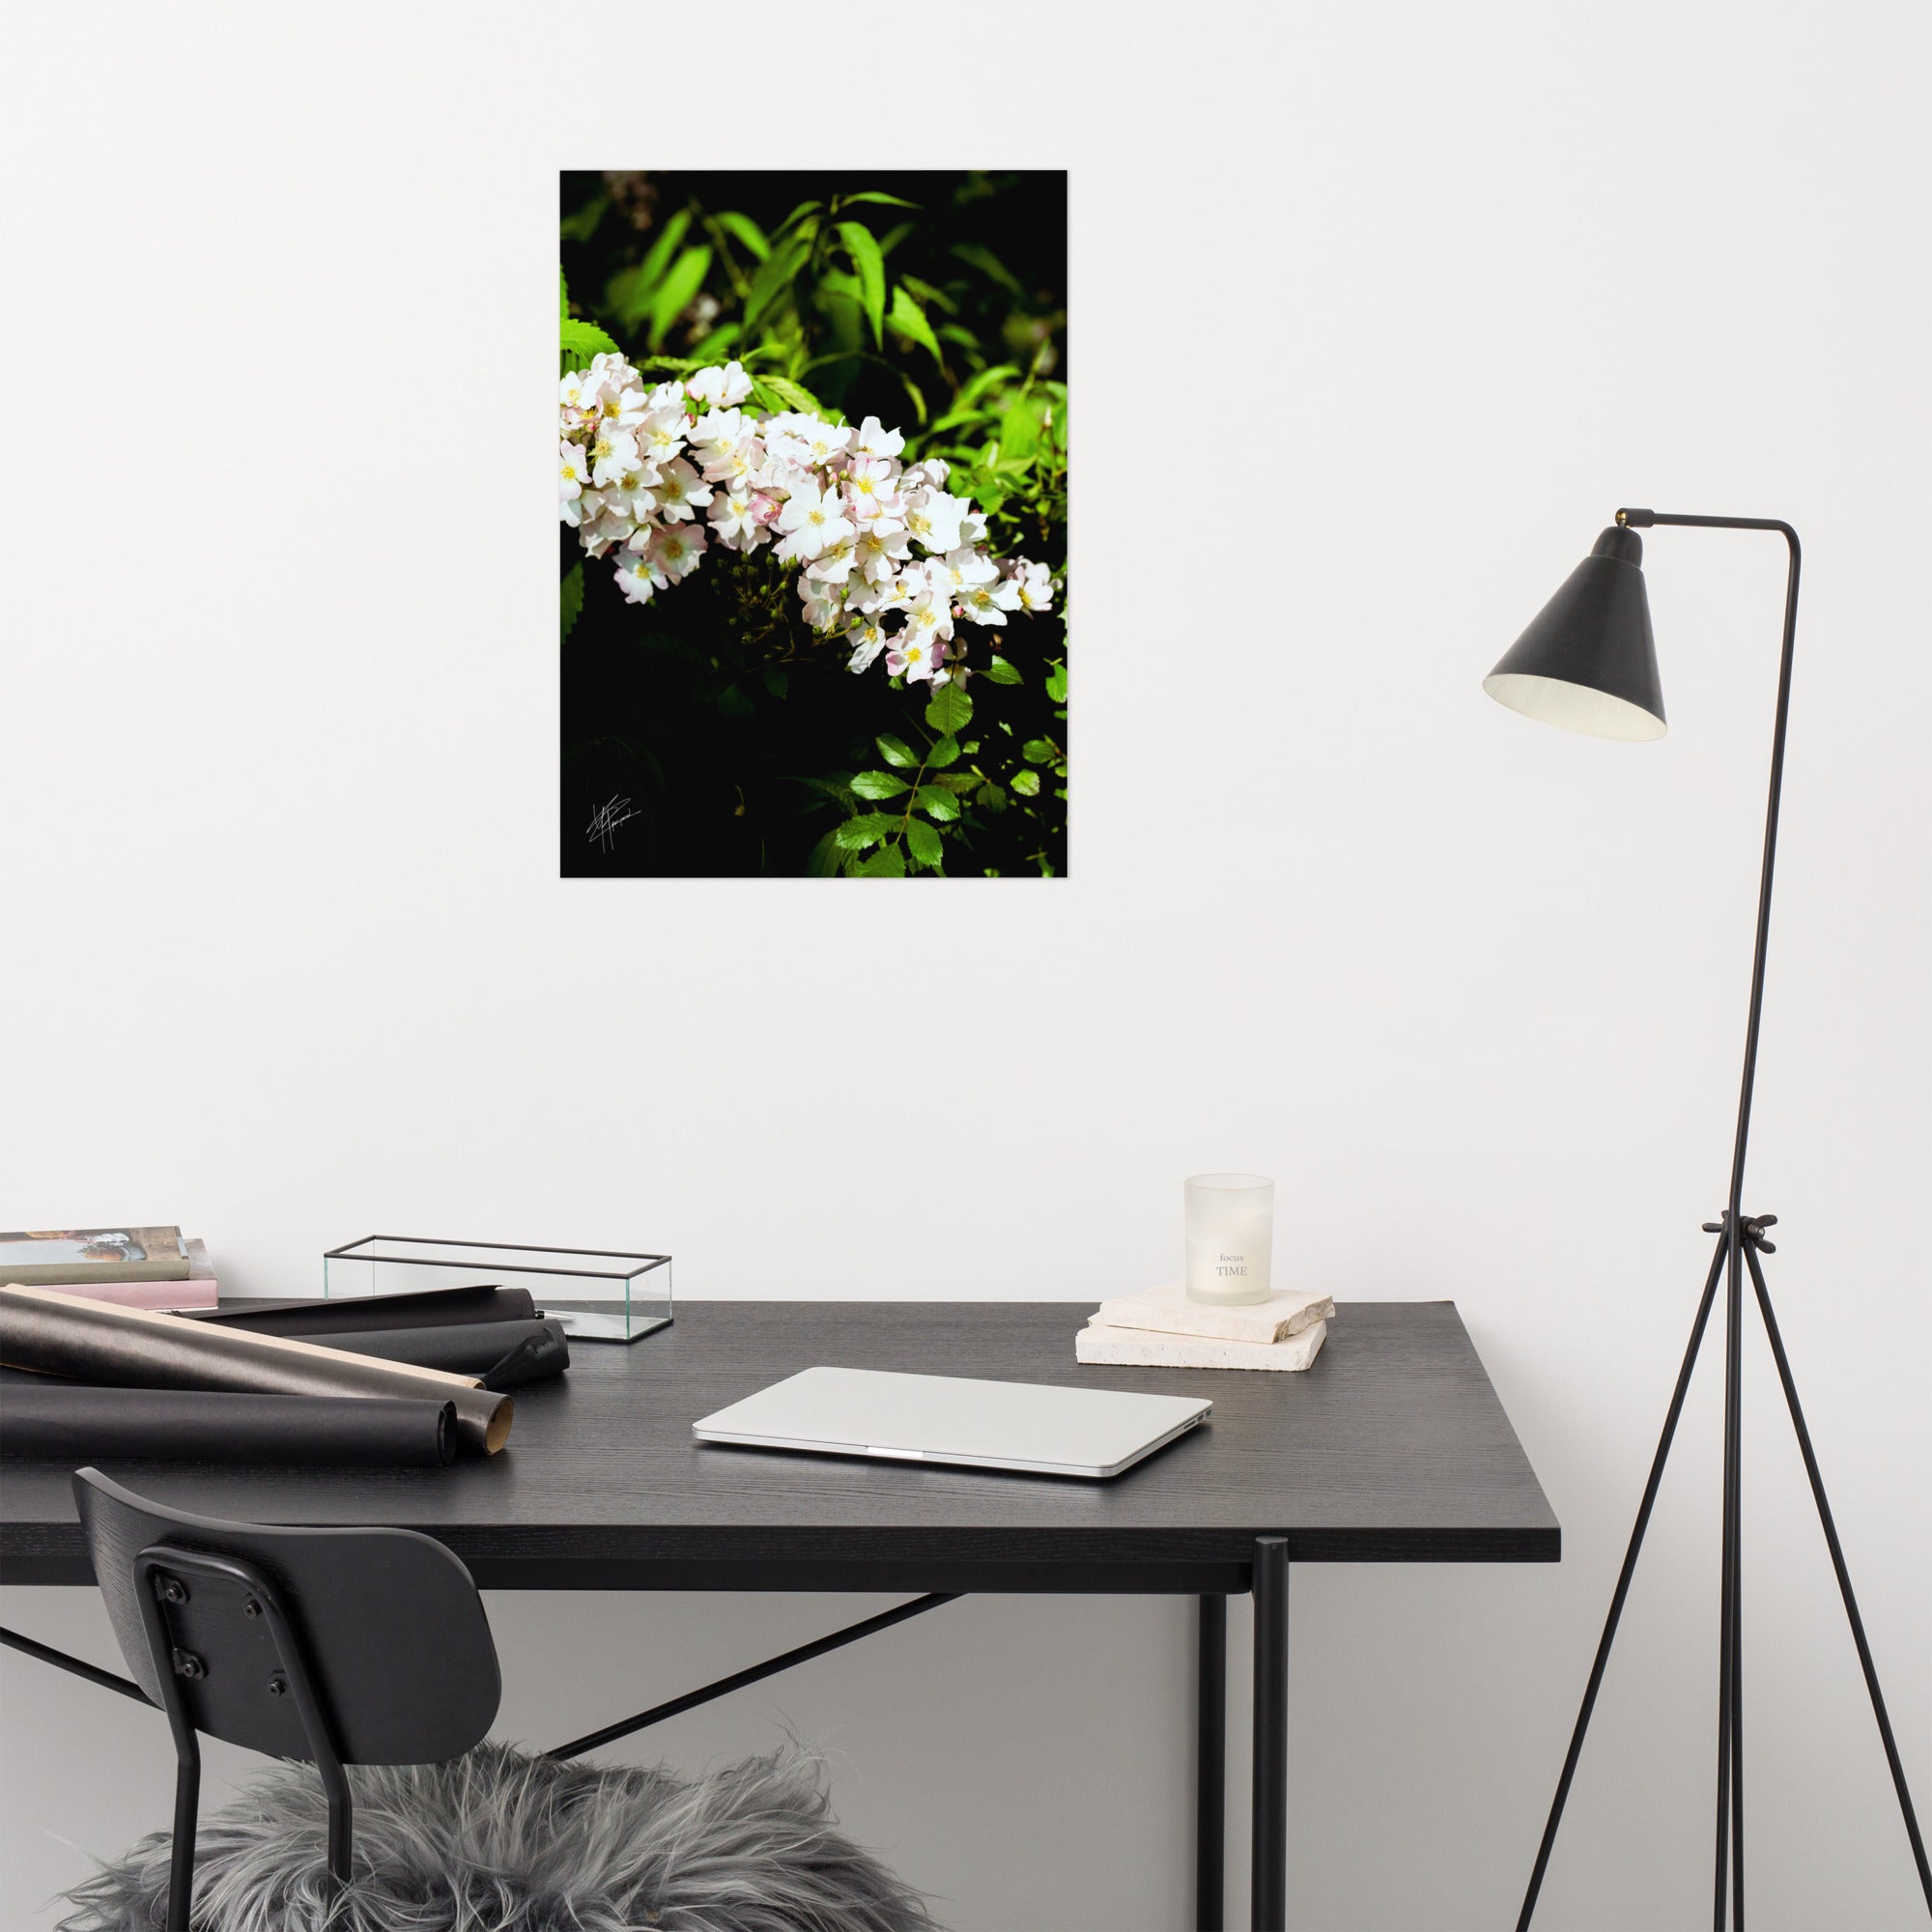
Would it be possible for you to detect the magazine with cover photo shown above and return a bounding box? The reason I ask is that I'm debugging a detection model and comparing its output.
[0,1228,190,1285]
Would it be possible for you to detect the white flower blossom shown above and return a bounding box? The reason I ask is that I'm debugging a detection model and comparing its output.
[934,546,999,599]
[901,488,969,555]
[558,440,589,524]
[767,414,852,469]
[1011,558,1058,613]
[846,616,891,672]
[614,548,664,604]
[853,521,911,584]
[561,359,1057,682]
[637,405,689,469]
[841,454,900,526]
[559,370,599,421]
[851,414,905,460]
[958,580,1020,625]
[686,360,753,410]
[799,580,843,631]
[775,479,855,561]
[806,534,858,586]
[885,632,944,684]
[587,426,640,490]
[649,455,712,523]
[647,522,707,582]
[898,584,954,657]
[707,489,766,553]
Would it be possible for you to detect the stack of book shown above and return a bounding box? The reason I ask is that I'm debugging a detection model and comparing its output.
[1075,1280,1333,1371]
[0,1227,216,1311]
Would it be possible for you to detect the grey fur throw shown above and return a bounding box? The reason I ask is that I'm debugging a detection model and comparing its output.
[58,1741,938,1932]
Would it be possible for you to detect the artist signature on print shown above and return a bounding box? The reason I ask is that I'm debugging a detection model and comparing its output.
[586,795,640,852]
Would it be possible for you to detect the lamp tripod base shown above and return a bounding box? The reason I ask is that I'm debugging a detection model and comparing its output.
[1518,1213,1931,1930]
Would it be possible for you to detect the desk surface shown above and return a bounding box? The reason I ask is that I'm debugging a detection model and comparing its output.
[0,1301,1558,1592]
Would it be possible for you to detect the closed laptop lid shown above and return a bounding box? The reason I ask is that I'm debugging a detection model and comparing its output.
[692,1366,1210,1477]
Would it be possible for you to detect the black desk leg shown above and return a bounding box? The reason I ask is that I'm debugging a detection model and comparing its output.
[1252,1538,1290,1932]
[1197,1594,1227,1931]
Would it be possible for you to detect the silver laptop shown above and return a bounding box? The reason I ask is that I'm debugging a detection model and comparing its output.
[692,1366,1211,1480]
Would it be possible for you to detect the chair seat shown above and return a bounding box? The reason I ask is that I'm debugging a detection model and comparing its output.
[59,1740,936,1932]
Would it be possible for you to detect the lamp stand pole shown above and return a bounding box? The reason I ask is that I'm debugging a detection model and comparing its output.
[1517,513,1931,1931]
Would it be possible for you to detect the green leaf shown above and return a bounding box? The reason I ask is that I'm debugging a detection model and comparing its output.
[951,241,1025,298]
[897,366,926,426]
[608,209,693,326]
[559,196,608,242]
[715,210,769,261]
[771,199,823,239]
[806,830,842,878]
[559,317,619,370]
[1010,769,1041,797]
[559,562,583,641]
[757,373,827,416]
[793,774,855,804]
[1044,661,1068,702]
[933,771,980,793]
[838,190,920,211]
[558,268,570,320]
[980,655,1022,685]
[875,733,919,768]
[1022,738,1056,764]
[958,362,1022,409]
[849,769,910,800]
[916,785,960,822]
[686,321,742,361]
[925,734,960,768]
[743,228,814,332]
[998,395,1042,466]
[904,818,945,867]
[887,283,943,364]
[923,684,973,733]
[853,842,906,878]
[835,812,898,851]
[762,666,788,699]
[900,273,958,318]
[639,210,692,289]
[716,682,753,721]
[836,221,886,347]
[648,244,712,349]
[976,782,1009,811]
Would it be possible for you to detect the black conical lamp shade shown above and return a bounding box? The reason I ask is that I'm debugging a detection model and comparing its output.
[1484,526,1667,741]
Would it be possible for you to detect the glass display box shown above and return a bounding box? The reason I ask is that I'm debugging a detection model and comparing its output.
[323,1237,671,1343]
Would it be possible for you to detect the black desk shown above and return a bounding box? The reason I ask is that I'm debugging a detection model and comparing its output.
[0,1301,1558,1929]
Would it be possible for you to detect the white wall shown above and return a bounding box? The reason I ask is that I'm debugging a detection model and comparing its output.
[2,4,1927,1926]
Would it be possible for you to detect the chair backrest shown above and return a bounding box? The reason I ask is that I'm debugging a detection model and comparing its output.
[74,1468,500,1766]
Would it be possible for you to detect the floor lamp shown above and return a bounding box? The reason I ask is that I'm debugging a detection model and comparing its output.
[1483,510,1932,1930]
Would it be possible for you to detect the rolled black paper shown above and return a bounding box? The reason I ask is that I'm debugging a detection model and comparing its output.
[0,1385,456,1466]
[185,1284,538,1335]
[307,1318,568,1385]
[480,1335,551,1392]
[0,1286,513,1456]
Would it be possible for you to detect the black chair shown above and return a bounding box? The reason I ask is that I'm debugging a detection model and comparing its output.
[73,1466,501,1932]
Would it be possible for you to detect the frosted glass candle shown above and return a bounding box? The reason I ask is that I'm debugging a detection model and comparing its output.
[1184,1173,1275,1305]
